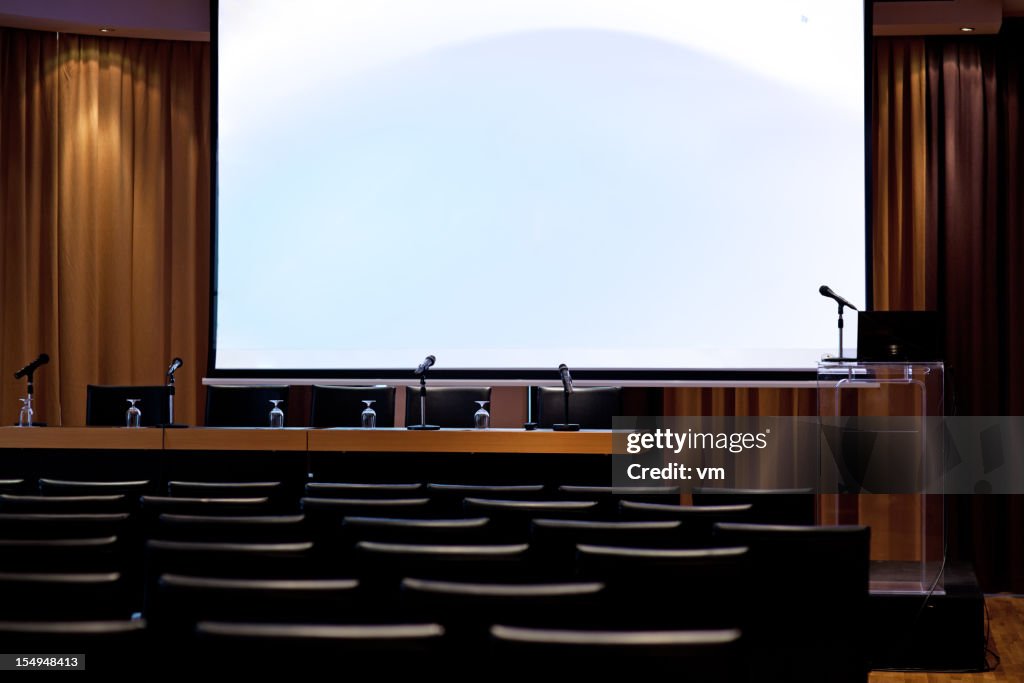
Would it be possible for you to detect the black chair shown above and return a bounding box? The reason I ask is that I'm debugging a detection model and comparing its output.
[0,571,130,619]
[340,516,493,546]
[575,544,748,629]
[618,501,753,546]
[86,385,169,427]
[155,514,308,543]
[39,479,152,496]
[140,495,273,517]
[462,498,601,541]
[0,513,131,539]
[714,523,871,683]
[0,536,122,573]
[0,494,130,514]
[535,387,622,429]
[400,577,606,643]
[205,385,289,427]
[557,484,678,516]
[404,387,491,428]
[530,519,684,574]
[305,482,424,499]
[151,575,364,636]
[692,487,816,525]
[195,622,445,664]
[490,625,742,673]
[0,620,147,672]
[310,385,397,428]
[427,483,546,515]
[354,541,532,588]
[0,479,28,493]
[167,481,284,499]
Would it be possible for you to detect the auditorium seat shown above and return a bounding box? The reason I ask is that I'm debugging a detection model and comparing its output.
[400,577,606,642]
[557,484,678,516]
[151,575,364,637]
[576,545,748,629]
[0,571,130,619]
[489,625,742,674]
[305,482,424,499]
[714,523,871,683]
[0,494,131,514]
[617,501,753,546]
[39,478,153,496]
[354,541,533,589]
[340,516,493,546]
[0,620,148,671]
[535,386,622,429]
[461,498,601,541]
[692,487,816,525]
[310,385,397,428]
[0,536,122,573]
[427,483,546,514]
[529,519,685,574]
[204,385,289,427]
[404,386,491,428]
[195,622,445,664]
[167,480,284,499]
[154,514,308,543]
[0,512,132,539]
[86,385,170,427]
[0,478,28,493]
[139,495,274,517]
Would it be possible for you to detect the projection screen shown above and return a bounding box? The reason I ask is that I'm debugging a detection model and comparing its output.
[213,0,868,377]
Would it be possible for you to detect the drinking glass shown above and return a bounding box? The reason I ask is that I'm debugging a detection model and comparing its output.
[269,400,285,428]
[474,401,490,430]
[17,398,32,427]
[361,400,377,429]
[126,399,142,428]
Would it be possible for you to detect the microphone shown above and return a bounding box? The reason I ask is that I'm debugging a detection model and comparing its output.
[819,285,858,310]
[166,357,183,377]
[415,355,436,375]
[558,363,574,394]
[14,353,49,379]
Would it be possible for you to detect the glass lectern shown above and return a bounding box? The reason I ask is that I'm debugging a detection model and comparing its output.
[817,361,945,594]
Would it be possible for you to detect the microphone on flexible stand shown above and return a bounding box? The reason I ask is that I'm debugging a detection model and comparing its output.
[819,285,859,361]
[552,363,580,431]
[408,355,440,430]
[160,357,188,428]
[14,353,49,427]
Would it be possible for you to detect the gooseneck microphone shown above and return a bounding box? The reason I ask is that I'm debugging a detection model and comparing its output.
[14,353,49,380]
[166,357,183,377]
[558,363,574,394]
[819,285,858,310]
[415,355,436,375]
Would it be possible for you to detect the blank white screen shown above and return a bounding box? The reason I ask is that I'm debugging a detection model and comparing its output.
[215,0,866,371]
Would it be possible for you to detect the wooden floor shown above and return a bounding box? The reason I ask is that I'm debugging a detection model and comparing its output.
[871,596,1024,682]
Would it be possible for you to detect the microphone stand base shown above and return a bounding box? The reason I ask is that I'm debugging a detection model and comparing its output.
[407,424,441,431]
[552,423,580,432]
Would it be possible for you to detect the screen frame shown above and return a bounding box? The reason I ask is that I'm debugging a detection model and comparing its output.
[206,0,874,384]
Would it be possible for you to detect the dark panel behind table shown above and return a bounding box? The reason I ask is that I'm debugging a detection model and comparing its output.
[308,451,610,488]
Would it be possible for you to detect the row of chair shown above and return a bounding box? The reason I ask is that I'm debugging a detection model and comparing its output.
[0,477,865,679]
[85,384,623,428]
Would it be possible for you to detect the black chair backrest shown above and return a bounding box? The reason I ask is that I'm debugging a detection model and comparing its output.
[305,482,424,499]
[490,625,743,674]
[355,541,531,584]
[86,385,169,427]
[692,487,816,525]
[152,575,363,629]
[0,494,130,514]
[404,387,491,428]
[0,512,131,539]
[340,516,493,545]
[310,385,397,428]
[204,385,289,427]
[167,481,284,499]
[713,523,871,682]
[38,479,152,496]
[535,387,622,429]
[617,501,753,546]
[155,514,308,543]
[530,519,685,574]
[0,571,128,619]
[0,536,122,572]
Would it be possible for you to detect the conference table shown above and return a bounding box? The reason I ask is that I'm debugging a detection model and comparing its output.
[0,426,614,454]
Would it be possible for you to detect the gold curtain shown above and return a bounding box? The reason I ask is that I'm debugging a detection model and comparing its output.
[0,29,210,426]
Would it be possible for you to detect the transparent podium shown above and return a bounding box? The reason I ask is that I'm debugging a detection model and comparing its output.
[817,361,945,594]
